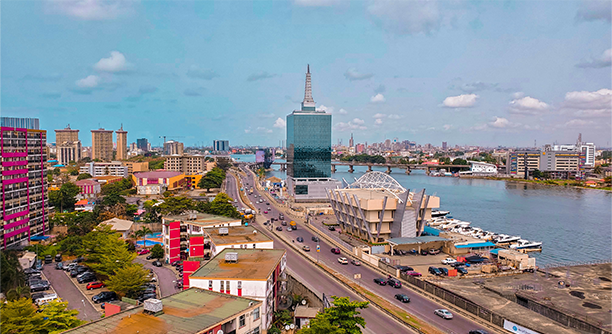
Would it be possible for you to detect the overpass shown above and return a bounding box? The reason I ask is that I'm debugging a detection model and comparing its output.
[270,161,469,175]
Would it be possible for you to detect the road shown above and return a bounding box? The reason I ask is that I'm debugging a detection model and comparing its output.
[226,172,415,334]
[42,263,98,321]
[230,166,493,334]
[135,257,179,298]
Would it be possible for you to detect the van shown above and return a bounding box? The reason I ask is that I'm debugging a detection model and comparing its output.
[35,293,59,306]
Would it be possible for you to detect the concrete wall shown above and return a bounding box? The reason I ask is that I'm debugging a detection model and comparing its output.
[132,222,162,233]
[287,274,323,309]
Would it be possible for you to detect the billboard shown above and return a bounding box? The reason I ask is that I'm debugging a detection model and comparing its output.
[256,150,265,163]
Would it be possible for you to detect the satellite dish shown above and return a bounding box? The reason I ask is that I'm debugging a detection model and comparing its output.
[285,325,291,330]
[290,324,295,329]
[217,331,224,334]
[301,299,307,305]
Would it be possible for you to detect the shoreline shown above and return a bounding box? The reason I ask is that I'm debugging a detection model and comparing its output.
[460,175,612,192]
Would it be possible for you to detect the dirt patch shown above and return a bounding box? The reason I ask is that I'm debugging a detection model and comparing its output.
[569,291,585,299]
[111,312,171,334]
[582,302,602,309]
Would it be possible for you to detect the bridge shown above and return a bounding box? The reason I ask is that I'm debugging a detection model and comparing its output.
[270,161,469,175]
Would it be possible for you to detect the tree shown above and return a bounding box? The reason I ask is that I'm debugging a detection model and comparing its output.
[593,165,603,175]
[0,251,26,294]
[0,297,46,334]
[532,169,543,179]
[83,225,137,277]
[134,226,153,249]
[126,204,138,217]
[5,286,31,302]
[150,244,164,259]
[38,300,84,333]
[199,193,241,218]
[76,173,92,180]
[199,178,219,192]
[105,264,148,298]
[53,168,61,176]
[298,296,369,334]
[46,174,54,183]
[159,196,195,215]
[48,182,81,213]
[451,158,468,165]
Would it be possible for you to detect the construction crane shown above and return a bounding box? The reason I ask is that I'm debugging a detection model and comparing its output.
[159,135,185,144]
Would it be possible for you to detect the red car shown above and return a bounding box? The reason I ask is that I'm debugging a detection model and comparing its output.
[138,249,150,255]
[405,271,422,277]
[86,282,105,290]
[331,248,341,254]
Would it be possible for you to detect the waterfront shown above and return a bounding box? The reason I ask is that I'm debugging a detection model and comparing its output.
[232,155,612,265]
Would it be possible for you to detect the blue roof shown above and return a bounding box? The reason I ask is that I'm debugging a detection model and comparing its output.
[30,235,49,241]
[53,164,65,167]
[48,160,58,162]
[455,241,496,249]
[423,226,440,236]
[490,248,501,255]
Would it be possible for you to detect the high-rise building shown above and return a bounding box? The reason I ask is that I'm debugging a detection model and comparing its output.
[349,133,354,148]
[116,125,127,161]
[163,140,184,155]
[164,155,213,174]
[55,125,81,165]
[286,65,341,202]
[213,140,230,152]
[442,142,448,151]
[91,128,114,161]
[136,138,149,152]
[1,117,51,249]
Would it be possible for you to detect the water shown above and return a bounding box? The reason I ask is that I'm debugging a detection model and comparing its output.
[234,154,612,265]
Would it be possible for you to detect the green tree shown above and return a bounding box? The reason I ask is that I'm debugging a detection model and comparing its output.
[5,286,31,302]
[159,196,195,215]
[58,235,85,256]
[200,193,241,218]
[53,168,61,176]
[298,296,369,334]
[47,174,54,183]
[0,297,46,334]
[532,169,543,179]
[76,173,92,180]
[39,300,84,333]
[199,177,218,192]
[83,225,137,277]
[48,182,81,212]
[125,204,138,217]
[593,165,603,175]
[451,158,468,165]
[150,244,164,259]
[0,251,26,294]
[105,264,148,298]
[134,226,153,249]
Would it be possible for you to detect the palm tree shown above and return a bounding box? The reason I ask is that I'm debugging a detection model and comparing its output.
[6,286,31,301]
[134,226,153,248]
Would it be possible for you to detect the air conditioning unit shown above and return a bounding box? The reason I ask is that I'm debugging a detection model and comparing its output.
[225,252,238,263]
[219,228,229,235]
[144,299,162,314]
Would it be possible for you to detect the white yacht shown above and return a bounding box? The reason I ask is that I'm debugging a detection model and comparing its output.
[431,210,450,218]
[494,234,522,244]
[510,239,542,249]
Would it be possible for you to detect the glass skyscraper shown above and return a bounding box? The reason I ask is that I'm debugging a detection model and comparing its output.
[286,65,332,179]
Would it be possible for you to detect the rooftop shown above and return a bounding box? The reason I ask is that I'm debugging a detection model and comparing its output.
[454,241,496,249]
[163,212,241,226]
[387,236,448,245]
[75,179,100,186]
[63,288,261,334]
[134,171,182,179]
[99,217,134,232]
[191,249,285,281]
[207,226,271,246]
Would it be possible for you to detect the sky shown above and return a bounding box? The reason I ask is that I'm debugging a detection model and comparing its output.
[2,0,611,148]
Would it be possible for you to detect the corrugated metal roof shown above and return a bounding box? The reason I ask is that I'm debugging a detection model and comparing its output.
[191,249,285,280]
[423,226,440,236]
[455,242,496,249]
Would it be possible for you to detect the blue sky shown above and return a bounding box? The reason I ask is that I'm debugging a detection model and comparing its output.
[2,0,611,148]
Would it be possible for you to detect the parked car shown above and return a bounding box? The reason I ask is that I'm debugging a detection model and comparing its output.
[281,221,287,226]
[404,271,422,277]
[266,202,270,205]
[73,256,85,263]
[176,265,183,271]
[457,267,469,275]
[420,249,428,256]
[296,237,304,242]
[429,249,441,255]
[429,267,442,276]
[338,257,349,265]
[276,226,283,231]
[434,309,453,320]
[77,271,93,279]
[31,292,46,302]
[55,262,63,270]
[396,265,414,272]
[24,268,41,275]
[263,211,268,214]
[311,236,319,242]
[438,267,449,276]
[146,255,154,260]
[394,294,410,303]
[286,227,292,232]
[143,288,156,295]
[152,261,163,267]
[171,260,183,267]
[35,293,59,306]
[330,248,341,254]
[86,282,105,290]
[70,266,89,277]
[351,259,361,266]
[465,256,487,264]
[44,255,53,264]
[279,214,284,220]
[328,226,336,231]
[138,249,150,255]
[302,245,311,252]
[64,263,77,272]
[450,262,465,268]
[469,330,489,334]
[55,254,62,262]
[30,282,50,292]
[78,274,97,284]
[387,278,402,288]
[138,293,157,302]
[92,291,117,304]
[28,274,42,281]
[374,278,387,286]
[441,258,457,265]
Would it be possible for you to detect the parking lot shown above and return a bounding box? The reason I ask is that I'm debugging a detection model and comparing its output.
[41,263,99,321]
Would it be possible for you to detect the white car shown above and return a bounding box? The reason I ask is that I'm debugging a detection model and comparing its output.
[441,258,457,265]
[338,257,348,265]
[434,309,453,319]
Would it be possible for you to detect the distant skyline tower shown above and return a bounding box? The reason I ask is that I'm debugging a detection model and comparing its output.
[349,133,354,148]
[91,128,113,161]
[116,125,127,161]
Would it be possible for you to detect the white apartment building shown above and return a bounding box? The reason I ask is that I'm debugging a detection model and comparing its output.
[79,161,128,177]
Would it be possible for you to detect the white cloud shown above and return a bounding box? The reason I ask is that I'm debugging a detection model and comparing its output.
[563,89,612,110]
[75,75,100,88]
[443,124,452,131]
[368,0,443,35]
[490,117,510,128]
[245,127,273,134]
[293,0,339,6]
[273,118,286,128]
[512,92,525,99]
[344,68,374,81]
[48,0,135,20]
[370,93,386,103]
[575,0,611,23]
[442,94,478,108]
[335,118,367,132]
[338,108,348,115]
[576,49,612,68]
[374,118,383,125]
[352,118,365,125]
[94,51,129,72]
[508,96,549,114]
[563,119,596,128]
[317,105,334,113]
[372,113,386,118]
[388,114,402,119]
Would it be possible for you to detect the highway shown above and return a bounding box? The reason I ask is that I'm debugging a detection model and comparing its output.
[225,172,416,334]
[228,166,495,334]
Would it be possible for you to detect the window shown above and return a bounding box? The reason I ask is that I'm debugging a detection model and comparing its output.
[238,281,242,289]
[220,281,224,291]
[253,243,256,249]
[209,280,213,289]
[226,281,230,292]
[295,185,308,195]
[239,314,246,327]
[252,307,260,320]
[252,326,260,334]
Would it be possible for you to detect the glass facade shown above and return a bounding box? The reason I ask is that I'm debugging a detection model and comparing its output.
[286,112,332,178]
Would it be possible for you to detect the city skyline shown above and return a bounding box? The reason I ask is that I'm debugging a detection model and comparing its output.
[2,1,610,147]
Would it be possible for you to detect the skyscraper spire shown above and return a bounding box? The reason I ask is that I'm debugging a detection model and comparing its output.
[301,64,316,111]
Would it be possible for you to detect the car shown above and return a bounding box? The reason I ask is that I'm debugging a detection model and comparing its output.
[328,226,336,231]
[457,267,469,275]
[55,262,63,270]
[286,227,292,232]
[429,249,441,255]
[64,263,77,272]
[420,249,428,256]
[396,265,414,272]
[138,293,157,302]
[276,226,283,231]
[73,256,85,263]
[35,259,43,269]
[86,282,105,290]
[77,271,93,279]
[44,255,52,264]
[429,266,442,276]
[78,274,97,284]
[438,267,449,276]
[450,262,465,268]
[387,278,402,288]
[31,292,46,302]
[404,271,422,277]
[330,248,341,254]
[434,309,453,320]
[92,291,117,304]
[24,268,41,275]
[465,256,487,264]
[468,330,489,334]
[279,214,284,220]
[441,258,457,265]
[267,207,271,211]
[70,266,89,277]
[176,265,183,271]
[35,293,59,306]
[266,202,270,205]
[152,261,163,267]
[373,278,387,285]
[143,288,156,295]
[30,282,50,292]
[138,249,151,255]
[264,211,268,214]
[55,254,62,262]
[302,245,311,252]
[146,255,154,260]
[351,259,361,266]
[338,257,349,265]
[171,260,183,267]
[281,221,287,226]
[296,237,304,242]
[311,236,319,242]
[395,294,410,303]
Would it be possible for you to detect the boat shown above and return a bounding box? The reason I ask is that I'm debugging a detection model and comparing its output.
[494,234,521,244]
[431,210,450,218]
[510,239,542,249]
